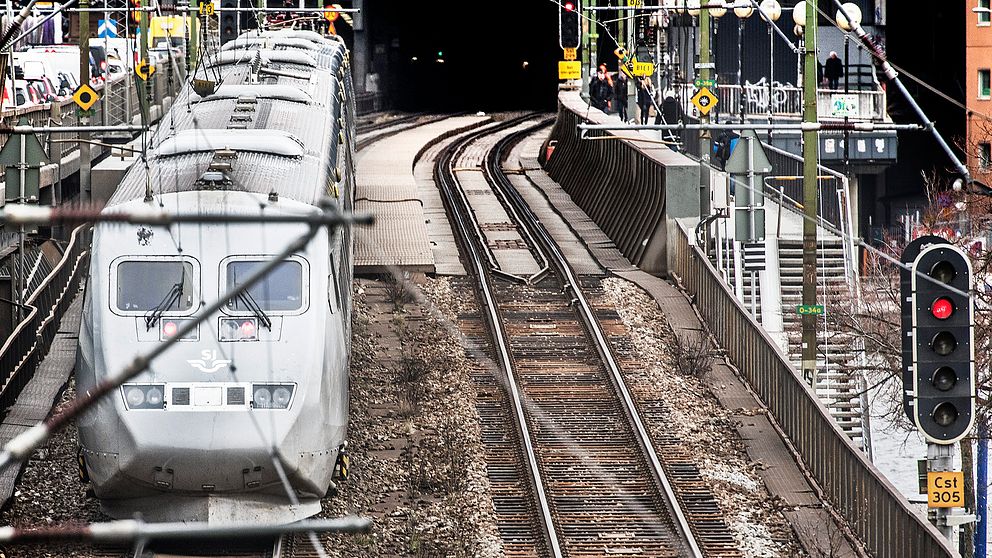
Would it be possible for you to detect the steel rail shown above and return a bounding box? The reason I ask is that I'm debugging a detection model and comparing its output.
[433,116,564,558]
[445,115,550,284]
[486,119,706,558]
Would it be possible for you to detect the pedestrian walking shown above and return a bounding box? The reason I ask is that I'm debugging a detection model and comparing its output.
[589,63,613,112]
[825,51,844,90]
[614,70,629,122]
[636,77,654,124]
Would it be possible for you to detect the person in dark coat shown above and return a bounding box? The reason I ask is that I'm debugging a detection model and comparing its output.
[636,77,654,124]
[824,51,844,90]
[613,70,629,121]
[589,64,613,112]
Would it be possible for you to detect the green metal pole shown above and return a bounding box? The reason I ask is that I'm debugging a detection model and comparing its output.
[801,4,819,386]
[79,0,91,204]
[699,5,712,223]
[188,1,199,71]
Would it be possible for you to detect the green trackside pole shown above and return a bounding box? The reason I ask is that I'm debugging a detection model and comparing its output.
[699,4,711,225]
[188,0,199,71]
[800,3,818,387]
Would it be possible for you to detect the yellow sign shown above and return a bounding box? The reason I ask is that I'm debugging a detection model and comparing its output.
[633,61,654,77]
[927,472,964,508]
[691,86,718,116]
[563,47,577,61]
[136,61,156,81]
[627,0,643,6]
[150,15,188,38]
[198,2,214,15]
[558,60,581,80]
[72,84,99,111]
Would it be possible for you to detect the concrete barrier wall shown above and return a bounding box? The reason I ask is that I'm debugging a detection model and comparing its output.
[542,90,699,275]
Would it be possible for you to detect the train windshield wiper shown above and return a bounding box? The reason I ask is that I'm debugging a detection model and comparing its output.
[144,269,186,330]
[236,288,273,331]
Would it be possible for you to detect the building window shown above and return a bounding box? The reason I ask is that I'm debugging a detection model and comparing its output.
[981,0,991,25]
[981,69,991,99]
[981,143,991,170]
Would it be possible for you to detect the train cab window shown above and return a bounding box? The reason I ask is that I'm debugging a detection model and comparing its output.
[226,260,304,312]
[117,261,195,312]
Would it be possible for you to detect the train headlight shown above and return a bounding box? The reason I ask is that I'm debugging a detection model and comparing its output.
[251,384,295,409]
[220,318,259,341]
[122,384,167,410]
[160,319,197,342]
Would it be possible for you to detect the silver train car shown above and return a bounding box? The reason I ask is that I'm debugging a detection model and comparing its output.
[75,29,356,523]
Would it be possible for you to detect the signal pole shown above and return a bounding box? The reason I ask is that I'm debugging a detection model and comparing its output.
[698,2,711,233]
[79,0,91,204]
[800,1,818,386]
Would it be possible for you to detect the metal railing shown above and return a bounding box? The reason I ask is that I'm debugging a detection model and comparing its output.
[676,83,887,122]
[668,220,953,558]
[0,224,89,410]
[355,92,388,116]
[0,57,178,162]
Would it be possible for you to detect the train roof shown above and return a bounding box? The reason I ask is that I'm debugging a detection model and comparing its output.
[106,30,350,209]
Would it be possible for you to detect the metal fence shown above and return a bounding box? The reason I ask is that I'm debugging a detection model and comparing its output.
[1,58,177,161]
[0,224,89,410]
[355,92,388,116]
[668,220,954,558]
[676,83,886,122]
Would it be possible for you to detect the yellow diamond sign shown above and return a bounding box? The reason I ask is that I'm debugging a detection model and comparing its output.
[691,86,718,116]
[72,83,99,111]
[136,60,156,81]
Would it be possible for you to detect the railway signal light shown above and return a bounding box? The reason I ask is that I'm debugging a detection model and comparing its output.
[559,0,581,50]
[911,244,975,445]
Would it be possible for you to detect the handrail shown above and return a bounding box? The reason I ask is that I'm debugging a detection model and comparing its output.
[668,220,953,558]
[0,224,90,410]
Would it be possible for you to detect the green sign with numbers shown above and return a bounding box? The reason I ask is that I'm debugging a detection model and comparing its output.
[796,305,825,315]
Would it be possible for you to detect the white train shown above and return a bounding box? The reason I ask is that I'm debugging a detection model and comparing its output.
[75,29,356,523]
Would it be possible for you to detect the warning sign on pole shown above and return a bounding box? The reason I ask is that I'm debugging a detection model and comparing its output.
[558,61,581,80]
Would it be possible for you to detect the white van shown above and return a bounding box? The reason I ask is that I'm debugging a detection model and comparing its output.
[14,50,78,96]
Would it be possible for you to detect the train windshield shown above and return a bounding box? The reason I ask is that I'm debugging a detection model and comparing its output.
[117,261,194,311]
[226,260,303,312]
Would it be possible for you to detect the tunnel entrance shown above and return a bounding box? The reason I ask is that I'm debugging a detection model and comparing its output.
[352,1,562,112]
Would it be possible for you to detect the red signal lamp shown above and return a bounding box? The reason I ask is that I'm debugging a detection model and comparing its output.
[931,297,954,320]
[240,320,256,338]
[564,1,575,11]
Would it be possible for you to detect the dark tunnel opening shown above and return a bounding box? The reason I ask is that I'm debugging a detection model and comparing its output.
[357,2,562,112]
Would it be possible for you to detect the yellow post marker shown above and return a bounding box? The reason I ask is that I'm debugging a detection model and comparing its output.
[72,84,99,111]
[563,47,577,61]
[927,471,964,508]
[691,87,719,116]
[558,61,581,80]
[136,61,157,81]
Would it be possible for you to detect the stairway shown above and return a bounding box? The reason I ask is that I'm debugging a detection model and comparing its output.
[778,238,865,444]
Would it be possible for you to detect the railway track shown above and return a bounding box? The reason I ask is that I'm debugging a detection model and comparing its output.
[356,112,450,151]
[438,115,740,557]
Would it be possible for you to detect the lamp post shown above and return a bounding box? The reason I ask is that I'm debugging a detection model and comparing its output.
[734,3,754,121]
[758,0,782,120]
[836,2,862,92]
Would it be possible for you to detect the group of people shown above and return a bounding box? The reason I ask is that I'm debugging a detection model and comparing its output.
[589,63,658,125]
[589,51,849,124]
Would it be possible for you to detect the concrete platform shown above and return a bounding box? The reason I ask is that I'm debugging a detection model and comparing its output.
[355,115,489,274]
